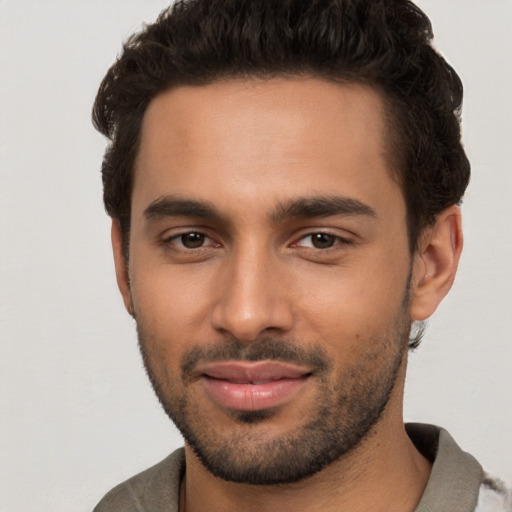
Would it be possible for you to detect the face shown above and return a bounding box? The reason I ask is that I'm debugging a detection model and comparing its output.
[120,78,415,484]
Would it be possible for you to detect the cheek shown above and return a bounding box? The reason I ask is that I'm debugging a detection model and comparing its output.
[129,262,215,345]
[292,256,410,345]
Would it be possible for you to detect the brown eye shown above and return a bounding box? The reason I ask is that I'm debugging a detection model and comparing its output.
[180,232,206,248]
[310,233,337,249]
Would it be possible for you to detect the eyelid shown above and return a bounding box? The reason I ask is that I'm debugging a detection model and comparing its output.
[158,226,355,251]
[161,227,221,249]
[291,230,354,248]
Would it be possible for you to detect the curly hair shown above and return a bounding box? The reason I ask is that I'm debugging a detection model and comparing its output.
[93,0,470,256]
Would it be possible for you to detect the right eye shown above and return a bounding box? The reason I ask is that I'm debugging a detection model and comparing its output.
[164,231,219,250]
[173,232,208,249]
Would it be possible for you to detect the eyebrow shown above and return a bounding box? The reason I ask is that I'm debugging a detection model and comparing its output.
[271,195,377,222]
[143,194,377,223]
[144,196,224,222]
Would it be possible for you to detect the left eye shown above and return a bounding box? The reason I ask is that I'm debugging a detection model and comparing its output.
[296,233,341,249]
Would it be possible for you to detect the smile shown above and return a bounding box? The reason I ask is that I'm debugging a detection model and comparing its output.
[197,361,312,411]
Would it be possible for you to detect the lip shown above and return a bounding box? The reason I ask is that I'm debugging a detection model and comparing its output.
[197,361,312,411]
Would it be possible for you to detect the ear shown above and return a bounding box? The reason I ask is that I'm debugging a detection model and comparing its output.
[410,205,463,321]
[111,219,134,316]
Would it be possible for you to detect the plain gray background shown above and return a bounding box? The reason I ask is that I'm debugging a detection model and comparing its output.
[0,1,511,510]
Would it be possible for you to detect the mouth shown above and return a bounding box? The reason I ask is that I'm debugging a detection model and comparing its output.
[196,361,312,411]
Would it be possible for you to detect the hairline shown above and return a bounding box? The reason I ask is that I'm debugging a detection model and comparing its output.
[119,73,411,260]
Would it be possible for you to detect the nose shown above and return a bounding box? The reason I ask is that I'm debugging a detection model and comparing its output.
[210,246,294,342]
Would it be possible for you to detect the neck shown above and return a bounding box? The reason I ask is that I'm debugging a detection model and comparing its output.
[182,417,431,511]
[181,365,431,512]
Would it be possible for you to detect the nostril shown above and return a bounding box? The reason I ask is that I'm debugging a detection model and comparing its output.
[211,306,293,342]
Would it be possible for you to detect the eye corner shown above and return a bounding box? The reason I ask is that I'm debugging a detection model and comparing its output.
[292,231,354,251]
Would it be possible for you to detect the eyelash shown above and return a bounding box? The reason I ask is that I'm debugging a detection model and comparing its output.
[163,231,219,250]
[162,230,353,253]
[292,232,353,250]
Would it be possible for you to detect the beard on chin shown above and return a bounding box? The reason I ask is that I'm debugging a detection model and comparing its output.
[136,306,410,486]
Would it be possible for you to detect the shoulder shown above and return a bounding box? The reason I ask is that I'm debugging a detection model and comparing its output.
[475,474,512,512]
[406,424,511,512]
[93,448,185,512]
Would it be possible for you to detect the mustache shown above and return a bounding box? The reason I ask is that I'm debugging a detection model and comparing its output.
[180,337,330,382]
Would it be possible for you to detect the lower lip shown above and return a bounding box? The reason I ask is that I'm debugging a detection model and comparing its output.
[201,376,309,411]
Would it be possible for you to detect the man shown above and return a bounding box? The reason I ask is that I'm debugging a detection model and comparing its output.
[92,1,510,511]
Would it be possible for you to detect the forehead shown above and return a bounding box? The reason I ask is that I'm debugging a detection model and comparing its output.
[133,78,403,222]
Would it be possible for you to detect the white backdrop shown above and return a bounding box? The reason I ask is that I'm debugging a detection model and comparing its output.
[0,1,510,510]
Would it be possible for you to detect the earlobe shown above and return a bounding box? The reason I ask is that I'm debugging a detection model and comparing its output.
[410,205,463,321]
[111,220,134,316]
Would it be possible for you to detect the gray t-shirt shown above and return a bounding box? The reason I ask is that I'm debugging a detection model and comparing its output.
[93,424,511,512]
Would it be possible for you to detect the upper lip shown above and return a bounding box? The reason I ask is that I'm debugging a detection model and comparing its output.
[196,361,312,383]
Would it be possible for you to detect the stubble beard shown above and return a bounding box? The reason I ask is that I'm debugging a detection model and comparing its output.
[136,299,411,485]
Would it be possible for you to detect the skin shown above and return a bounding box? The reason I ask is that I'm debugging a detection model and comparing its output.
[112,78,463,512]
